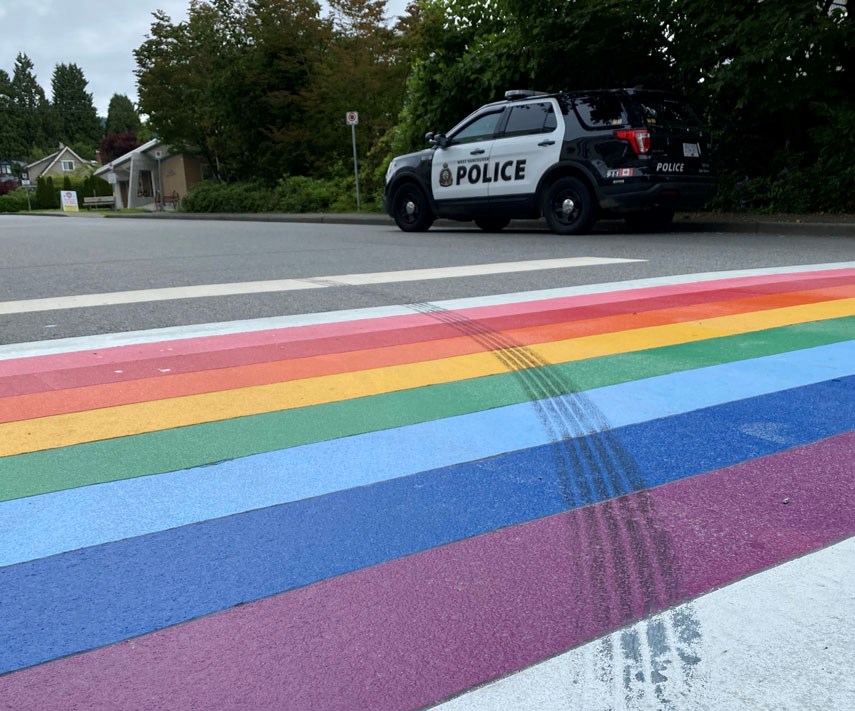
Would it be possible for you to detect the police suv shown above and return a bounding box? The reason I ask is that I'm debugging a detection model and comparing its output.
[384,89,715,235]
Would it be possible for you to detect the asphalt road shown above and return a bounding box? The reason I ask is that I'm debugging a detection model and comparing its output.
[1,213,854,709]
[1,214,853,344]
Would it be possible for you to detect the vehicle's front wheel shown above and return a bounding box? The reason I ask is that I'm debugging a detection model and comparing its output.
[474,217,510,232]
[541,177,595,235]
[391,183,434,232]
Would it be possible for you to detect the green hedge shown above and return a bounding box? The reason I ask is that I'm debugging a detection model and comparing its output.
[0,189,32,213]
[181,174,373,214]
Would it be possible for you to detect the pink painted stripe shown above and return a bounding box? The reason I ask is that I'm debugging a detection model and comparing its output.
[2,268,853,382]
[2,275,853,399]
[3,432,852,710]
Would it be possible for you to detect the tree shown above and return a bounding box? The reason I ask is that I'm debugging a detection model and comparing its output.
[135,3,252,181]
[307,0,410,188]
[99,132,139,163]
[105,94,141,135]
[392,0,672,156]
[663,0,854,209]
[9,54,55,159]
[51,63,102,148]
[389,0,854,211]
[0,69,21,157]
[35,175,59,209]
[135,0,332,181]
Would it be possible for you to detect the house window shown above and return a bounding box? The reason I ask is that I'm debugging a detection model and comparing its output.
[62,160,74,172]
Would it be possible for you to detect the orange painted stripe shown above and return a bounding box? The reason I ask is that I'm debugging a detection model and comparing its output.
[2,285,853,425]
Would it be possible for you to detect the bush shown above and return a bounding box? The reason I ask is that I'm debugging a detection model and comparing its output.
[181,181,276,213]
[273,174,356,213]
[0,189,32,213]
[181,173,370,214]
[35,177,59,209]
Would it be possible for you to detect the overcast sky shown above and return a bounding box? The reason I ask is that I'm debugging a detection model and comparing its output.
[0,0,410,116]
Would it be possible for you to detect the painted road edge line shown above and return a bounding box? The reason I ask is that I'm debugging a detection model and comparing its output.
[0,257,643,316]
[2,261,854,360]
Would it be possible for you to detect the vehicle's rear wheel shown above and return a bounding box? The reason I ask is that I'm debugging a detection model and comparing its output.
[392,183,435,232]
[474,217,510,232]
[541,177,595,235]
[624,208,675,232]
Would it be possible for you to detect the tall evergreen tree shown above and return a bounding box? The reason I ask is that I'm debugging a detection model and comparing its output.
[10,54,54,159]
[0,69,21,158]
[51,63,102,147]
[105,94,141,135]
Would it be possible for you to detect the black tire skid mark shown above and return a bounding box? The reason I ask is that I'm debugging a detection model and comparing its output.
[407,302,695,703]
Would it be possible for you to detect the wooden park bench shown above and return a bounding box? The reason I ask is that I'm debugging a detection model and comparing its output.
[83,195,115,210]
[159,191,180,210]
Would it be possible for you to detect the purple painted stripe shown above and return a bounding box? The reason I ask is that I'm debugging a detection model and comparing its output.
[2,432,853,710]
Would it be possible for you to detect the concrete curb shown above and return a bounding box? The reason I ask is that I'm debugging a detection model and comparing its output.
[7,210,854,236]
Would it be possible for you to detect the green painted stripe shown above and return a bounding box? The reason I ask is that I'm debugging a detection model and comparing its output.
[1,316,852,503]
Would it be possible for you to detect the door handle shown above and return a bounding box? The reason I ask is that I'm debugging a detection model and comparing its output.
[470,149,486,155]
[538,140,556,147]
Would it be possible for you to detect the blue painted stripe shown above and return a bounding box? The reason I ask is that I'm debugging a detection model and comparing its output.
[1,376,853,674]
[1,341,854,567]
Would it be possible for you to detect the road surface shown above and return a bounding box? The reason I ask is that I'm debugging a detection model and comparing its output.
[0,215,853,710]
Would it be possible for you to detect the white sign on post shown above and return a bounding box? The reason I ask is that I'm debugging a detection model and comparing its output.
[347,111,361,210]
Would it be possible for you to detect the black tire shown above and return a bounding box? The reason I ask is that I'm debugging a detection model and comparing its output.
[391,183,434,232]
[474,217,510,232]
[624,208,675,233]
[541,177,595,235]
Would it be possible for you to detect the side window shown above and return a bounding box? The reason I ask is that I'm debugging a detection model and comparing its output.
[451,111,504,144]
[502,102,556,137]
[573,94,628,129]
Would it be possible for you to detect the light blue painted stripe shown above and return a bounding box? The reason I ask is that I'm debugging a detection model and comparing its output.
[1,340,853,567]
[2,262,853,360]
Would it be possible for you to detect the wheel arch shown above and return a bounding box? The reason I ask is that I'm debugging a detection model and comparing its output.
[535,163,600,214]
[386,171,437,212]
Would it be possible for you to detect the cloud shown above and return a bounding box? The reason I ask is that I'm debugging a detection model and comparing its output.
[0,1,189,114]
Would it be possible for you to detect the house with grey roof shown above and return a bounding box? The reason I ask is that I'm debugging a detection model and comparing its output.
[25,145,94,180]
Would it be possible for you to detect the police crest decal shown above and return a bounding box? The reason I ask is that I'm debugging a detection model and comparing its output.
[438,163,453,187]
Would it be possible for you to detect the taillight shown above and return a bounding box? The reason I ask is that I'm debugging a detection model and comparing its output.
[615,129,651,155]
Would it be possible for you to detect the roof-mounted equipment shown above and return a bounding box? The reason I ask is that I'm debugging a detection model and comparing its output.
[504,89,547,101]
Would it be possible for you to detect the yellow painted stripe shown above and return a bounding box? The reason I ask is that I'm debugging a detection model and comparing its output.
[2,298,854,458]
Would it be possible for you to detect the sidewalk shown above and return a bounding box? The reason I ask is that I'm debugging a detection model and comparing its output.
[10,208,855,236]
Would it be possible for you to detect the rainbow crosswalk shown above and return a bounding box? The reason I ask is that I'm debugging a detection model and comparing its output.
[1,264,854,709]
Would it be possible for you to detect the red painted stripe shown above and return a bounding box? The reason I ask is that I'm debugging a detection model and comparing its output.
[2,269,852,381]
[2,285,852,423]
[2,432,852,710]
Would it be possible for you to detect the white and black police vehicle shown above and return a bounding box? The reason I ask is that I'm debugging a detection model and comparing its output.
[384,89,715,235]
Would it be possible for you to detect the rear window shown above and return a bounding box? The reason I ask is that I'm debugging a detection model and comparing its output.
[633,93,702,129]
[503,102,557,137]
[573,94,628,129]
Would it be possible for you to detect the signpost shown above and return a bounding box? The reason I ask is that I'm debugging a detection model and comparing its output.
[21,172,31,211]
[346,111,361,210]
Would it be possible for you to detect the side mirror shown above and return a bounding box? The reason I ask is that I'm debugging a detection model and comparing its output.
[426,131,450,148]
